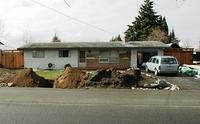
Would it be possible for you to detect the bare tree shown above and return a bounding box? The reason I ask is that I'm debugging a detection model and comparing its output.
[22,30,31,43]
[0,20,8,42]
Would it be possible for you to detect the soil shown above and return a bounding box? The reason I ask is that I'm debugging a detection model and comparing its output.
[1,67,167,89]
[54,67,87,89]
[54,67,142,89]
[8,68,53,88]
[0,68,17,84]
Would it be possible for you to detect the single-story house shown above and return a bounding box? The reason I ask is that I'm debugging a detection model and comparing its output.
[18,41,169,69]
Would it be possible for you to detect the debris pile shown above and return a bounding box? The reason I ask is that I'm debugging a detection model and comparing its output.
[86,68,139,88]
[179,66,198,77]
[8,68,53,88]
[143,79,180,91]
[54,67,140,89]
[179,64,200,79]
[54,67,87,89]
[0,68,17,87]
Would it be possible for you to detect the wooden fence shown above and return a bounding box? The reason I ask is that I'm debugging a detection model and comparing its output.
[164,48,193,65]
[1,50,24,69]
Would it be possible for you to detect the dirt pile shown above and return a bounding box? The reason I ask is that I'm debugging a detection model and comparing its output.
[86,68,139,88]
[54,67,87,89]
[54,67,140,89]
[8,68,53,88]
[0,68,17,86]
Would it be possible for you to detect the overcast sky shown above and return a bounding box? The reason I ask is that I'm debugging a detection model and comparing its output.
[0,0,200,49]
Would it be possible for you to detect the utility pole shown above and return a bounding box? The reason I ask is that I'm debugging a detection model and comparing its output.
[199,40,200,49]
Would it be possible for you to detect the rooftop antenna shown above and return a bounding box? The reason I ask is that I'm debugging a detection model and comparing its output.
[199,40,200,49]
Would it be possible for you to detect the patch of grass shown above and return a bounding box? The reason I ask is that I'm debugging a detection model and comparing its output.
[35,70,64,80]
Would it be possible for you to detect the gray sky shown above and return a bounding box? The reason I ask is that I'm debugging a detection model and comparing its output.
[0,0,200,49]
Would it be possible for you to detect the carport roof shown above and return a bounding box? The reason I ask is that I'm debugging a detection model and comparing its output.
[18,41,169,49]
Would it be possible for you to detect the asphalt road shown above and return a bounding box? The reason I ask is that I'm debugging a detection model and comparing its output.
[0,88,199,124]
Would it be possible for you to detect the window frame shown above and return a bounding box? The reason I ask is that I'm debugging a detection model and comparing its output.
[32,50,45,58]
[59,49,70,58]
[99,50,119,64]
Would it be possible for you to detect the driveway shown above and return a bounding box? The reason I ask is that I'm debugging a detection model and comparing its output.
[143,71,200,90]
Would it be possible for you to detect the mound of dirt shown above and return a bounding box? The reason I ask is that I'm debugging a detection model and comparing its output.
[0,68,17,86]
[54,67,141,89]
[8,68,53,88]
[86,68,139,88]
[54,67,87,89]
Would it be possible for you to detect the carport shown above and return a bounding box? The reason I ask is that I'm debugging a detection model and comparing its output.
[129,41,169,68]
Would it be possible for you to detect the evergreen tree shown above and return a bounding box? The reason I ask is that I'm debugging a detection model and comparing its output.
[162,17,169,34]
[52,34,61,42]
[110,35,122,42]
[116,35,122,41]
[169,29,179,43]
[125,0,174,43]
[157,16,169,34]
[170,29,175,39]
[125,0,159,41]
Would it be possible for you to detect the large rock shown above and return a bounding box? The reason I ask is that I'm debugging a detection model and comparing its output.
[8,68,53,88]
[54,67,87,89]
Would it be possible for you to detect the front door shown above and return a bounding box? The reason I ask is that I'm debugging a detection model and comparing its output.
[79,51,86,67]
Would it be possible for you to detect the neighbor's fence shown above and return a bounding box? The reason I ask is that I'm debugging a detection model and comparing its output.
[1,50,24,69]
[164,48,193,65]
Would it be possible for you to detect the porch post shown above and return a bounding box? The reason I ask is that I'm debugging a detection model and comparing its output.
[131,49,137,68]
[157,49,164,56]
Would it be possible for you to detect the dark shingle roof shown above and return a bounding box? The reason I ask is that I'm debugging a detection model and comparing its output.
[18,41,169,50]
[128,41,170,48]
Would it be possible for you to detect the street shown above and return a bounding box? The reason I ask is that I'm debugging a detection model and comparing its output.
[0,88,199,124]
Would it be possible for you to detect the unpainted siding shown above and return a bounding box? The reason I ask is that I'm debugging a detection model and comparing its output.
[24,49,78,69]
[85,49,130,69]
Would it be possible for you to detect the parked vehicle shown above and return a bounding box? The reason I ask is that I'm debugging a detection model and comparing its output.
[145,56,179,76]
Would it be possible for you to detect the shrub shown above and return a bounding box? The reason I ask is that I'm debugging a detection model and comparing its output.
[64,64,71,69]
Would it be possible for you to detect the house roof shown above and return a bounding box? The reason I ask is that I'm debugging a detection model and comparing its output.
[128,41,169,48]
[18,41,169,50]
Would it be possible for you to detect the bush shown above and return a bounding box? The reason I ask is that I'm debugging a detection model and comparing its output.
[64,64,71,69]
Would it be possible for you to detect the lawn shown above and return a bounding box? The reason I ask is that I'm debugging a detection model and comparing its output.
[35,70,64,80]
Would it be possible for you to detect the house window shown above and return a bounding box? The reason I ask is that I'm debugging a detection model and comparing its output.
[99,50,119,63]
[59,50,70,57]
[32,50,45,58]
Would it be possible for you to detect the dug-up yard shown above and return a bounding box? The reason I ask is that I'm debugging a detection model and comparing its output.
[1,67,200,91]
